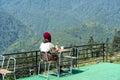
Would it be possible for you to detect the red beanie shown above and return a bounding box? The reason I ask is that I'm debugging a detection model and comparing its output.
[43,32,51,42]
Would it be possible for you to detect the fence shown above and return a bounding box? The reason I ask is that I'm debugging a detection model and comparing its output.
[0,43,117,79]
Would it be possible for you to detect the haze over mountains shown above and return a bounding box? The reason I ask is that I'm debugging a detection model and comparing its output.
[0,0,120,53]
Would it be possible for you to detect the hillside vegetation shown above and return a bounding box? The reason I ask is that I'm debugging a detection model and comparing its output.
[0,0,120,53]
[0,12,34,53]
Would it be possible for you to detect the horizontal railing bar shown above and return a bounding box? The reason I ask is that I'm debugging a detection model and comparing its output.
[2,50,40,56]
[1,43,115,79]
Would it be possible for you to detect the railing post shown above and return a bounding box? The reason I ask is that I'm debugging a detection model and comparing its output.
[75,47,78,67]
[72,47,76,67]
[102,43,105,62]
[91,44,93,58]
[35,51,38,75]
[105,42,108,62]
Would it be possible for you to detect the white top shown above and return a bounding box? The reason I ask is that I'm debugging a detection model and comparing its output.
[39,42,54,52]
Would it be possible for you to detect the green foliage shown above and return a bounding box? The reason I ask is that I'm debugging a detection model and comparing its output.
[7,35,41,53]
[0,0,120,53]
[113,29,120,51]
[0,0,120,33]
[0,12,36,53]
[88,36,95,44]
[0,15,118,54]
[59,21,114,45]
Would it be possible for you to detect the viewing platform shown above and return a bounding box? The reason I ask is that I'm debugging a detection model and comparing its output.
[17,62,120,80]
[0,43,120,80]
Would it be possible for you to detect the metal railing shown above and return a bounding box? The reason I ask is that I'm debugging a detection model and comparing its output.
[0,43,119,79]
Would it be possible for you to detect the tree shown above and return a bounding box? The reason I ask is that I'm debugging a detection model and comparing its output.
[88,36,95,44]
[112,29,120,51]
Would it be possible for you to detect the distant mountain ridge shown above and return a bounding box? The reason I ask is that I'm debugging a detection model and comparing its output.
[0,0,120,53]
[0,12,34,53]
[0,0,120,33]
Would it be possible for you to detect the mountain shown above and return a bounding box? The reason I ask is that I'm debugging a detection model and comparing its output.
[0,0,120,53]
[0,12,34,53]
[0,0,120,33]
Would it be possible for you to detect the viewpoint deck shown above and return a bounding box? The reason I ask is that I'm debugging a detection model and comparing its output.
[17,62,120,80]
